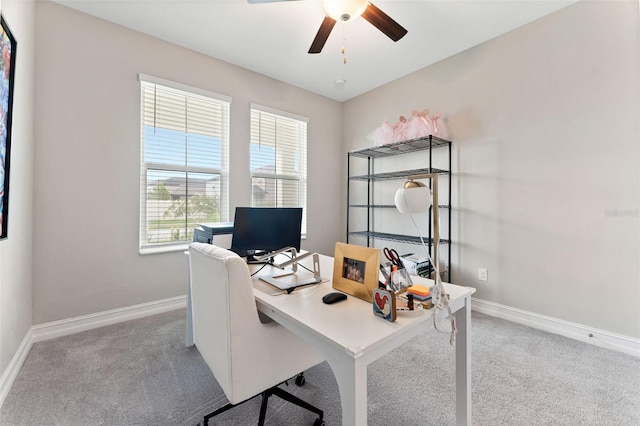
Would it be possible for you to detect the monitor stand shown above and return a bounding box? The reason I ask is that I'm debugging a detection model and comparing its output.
[259,252,322,292]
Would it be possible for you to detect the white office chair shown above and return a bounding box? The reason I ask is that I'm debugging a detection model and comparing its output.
[188,242,326,426]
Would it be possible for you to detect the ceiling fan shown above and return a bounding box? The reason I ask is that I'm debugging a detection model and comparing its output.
[248,0,408,54]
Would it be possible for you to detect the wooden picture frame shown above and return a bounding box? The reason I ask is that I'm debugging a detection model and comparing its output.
[332,242,380,302]
[0,14,17,240]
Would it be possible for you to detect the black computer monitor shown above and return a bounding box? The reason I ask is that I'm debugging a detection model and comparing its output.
[230,207,303,260]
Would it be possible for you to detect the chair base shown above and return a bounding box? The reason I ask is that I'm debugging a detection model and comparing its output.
[200,376,323,426]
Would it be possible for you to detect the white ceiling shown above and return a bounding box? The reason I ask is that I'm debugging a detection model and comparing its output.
[54,0,577,102]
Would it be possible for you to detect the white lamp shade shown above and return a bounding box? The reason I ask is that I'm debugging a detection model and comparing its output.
[394,183,432,214]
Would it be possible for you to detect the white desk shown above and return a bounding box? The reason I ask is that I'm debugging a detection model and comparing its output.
[187,252,475,426]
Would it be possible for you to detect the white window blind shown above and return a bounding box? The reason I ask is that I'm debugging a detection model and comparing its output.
[250,105,308,235]
[139,75,230,252]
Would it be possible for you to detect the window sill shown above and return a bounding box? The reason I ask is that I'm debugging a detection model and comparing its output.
[139,234,307,255]
[139,243,190,255]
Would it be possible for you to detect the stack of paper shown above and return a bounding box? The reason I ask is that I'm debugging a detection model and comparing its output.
[407,284,432,301]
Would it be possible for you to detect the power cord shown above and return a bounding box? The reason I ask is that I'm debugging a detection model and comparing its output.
[407,212,457,345]
[250,262,269,276]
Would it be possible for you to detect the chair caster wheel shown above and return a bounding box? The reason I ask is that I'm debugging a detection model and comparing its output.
[313,417,325,426]
[295,373,305,386]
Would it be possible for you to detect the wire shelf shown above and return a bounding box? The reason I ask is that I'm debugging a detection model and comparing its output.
[349,167,449,181]
[349,135,451,159]
[349,204,397,209]
[348,231,450,245]
[348,204,450,209]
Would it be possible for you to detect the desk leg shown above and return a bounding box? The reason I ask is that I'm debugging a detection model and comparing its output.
[325,357,368,426]
[455,297,472,425]
[185,251,194,347]
[186,280,194,347]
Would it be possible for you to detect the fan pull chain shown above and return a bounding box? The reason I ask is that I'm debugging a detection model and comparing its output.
[342,29,347,64]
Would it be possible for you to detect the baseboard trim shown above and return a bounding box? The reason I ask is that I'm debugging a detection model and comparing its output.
[472,297,640,357]
[31,295,187,343]
[0,328,33,409]
[0,295,187,410]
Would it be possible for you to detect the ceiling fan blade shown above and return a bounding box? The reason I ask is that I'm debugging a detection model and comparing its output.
[361,2,408,42]
[308,16,337,54]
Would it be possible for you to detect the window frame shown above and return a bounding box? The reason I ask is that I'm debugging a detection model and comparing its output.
[139,74,231,254]
[249,104,309,237]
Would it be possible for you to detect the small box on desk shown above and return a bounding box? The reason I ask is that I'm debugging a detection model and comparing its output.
[401,253,432,278]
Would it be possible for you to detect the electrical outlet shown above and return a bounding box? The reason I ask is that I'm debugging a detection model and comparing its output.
[478,268,488,282]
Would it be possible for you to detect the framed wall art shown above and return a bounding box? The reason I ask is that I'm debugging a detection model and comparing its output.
[1,14,17,240]
[332,242,380,302]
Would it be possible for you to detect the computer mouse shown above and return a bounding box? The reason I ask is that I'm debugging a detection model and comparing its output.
[322,292,347,304]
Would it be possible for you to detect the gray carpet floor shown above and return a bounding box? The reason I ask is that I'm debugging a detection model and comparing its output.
[1,309,638,425]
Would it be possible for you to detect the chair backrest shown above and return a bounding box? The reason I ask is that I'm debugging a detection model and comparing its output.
[189,242,325,404]
[189,242,264,402]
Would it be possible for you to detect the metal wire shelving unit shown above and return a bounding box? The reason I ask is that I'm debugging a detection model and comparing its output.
[347,135,452,281]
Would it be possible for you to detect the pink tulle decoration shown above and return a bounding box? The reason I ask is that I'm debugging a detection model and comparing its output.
[429,112,452,140]
[391,115,408,143]
[405,109,433,140]
[368,109,452,145]
[367,119,394,145]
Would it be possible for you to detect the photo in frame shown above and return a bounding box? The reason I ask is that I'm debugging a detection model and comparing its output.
[332,242,380,302]
[0,14,17,240]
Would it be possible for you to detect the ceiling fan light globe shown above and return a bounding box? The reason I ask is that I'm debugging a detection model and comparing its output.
[323,0,368,22]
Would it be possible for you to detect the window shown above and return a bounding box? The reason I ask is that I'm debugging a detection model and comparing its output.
[139,74,230,253]
[250,105,308,235]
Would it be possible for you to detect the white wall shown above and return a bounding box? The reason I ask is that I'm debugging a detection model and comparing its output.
[343,0,639,338]
[32,1,343,324]
[0,0,35,376]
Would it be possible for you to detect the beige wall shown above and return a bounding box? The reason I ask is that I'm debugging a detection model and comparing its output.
[343,0,639,338]
[31,1,343,324]
[0,0,35,376]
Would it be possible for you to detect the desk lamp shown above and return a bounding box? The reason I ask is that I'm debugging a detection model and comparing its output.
[394,173,456,343]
